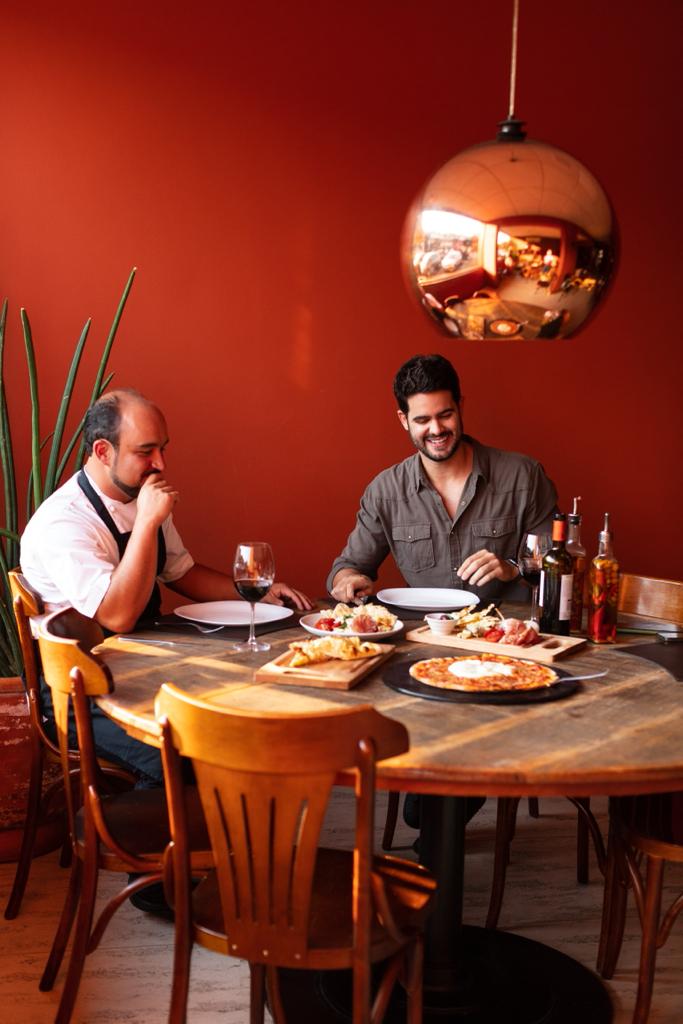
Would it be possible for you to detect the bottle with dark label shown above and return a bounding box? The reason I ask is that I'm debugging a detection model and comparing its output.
[539,513,574,635]
[588,513,619,643]
[566,496,587,632]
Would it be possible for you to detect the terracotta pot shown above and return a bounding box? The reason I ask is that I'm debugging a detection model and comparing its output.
[0,676,66,863]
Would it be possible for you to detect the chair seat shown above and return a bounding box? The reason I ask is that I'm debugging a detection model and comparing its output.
[191,847,434,966]
[614,793,683,858]
[74,787,209,860]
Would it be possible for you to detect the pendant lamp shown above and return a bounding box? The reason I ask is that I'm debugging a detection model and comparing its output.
[403,0,615,341]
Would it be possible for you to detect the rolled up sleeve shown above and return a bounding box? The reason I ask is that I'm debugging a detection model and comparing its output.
[326,489,391,593]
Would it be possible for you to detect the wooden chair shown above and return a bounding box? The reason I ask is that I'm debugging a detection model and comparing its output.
[36,608,210,1024]
[156,682,436,1024]
[4,571,133,920]
[618,573,683,624]
[487,572,683,930]
[597,793,683,1023]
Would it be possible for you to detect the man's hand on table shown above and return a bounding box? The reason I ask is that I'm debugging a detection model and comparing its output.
[263,582,314,610]
[457,549,520,588]
[330,569,374,605]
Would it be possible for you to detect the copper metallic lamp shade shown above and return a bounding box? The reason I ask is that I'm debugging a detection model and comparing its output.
[403,4,616,341]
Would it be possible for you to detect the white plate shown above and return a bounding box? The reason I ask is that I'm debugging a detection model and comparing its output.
[376,588,480,612]
[299,612,404,641]
[174,602,294,626]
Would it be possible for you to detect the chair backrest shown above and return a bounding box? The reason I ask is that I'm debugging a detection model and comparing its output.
[155,682,409,966]
[618,573,683,626]
[9,568,44,696]
[8,569,66,759]
[36,608,110,833]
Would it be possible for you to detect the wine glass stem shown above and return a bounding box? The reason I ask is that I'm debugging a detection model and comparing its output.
[248,602,257,646]
[530,585,539,624]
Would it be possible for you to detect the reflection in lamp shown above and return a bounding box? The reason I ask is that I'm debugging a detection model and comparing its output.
[403,0,615,341]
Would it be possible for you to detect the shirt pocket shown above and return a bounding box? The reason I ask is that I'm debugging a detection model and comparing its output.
[391,523,435,572]
[471,516,517,555]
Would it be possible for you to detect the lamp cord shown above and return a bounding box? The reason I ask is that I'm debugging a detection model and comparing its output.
[508,0,520,119]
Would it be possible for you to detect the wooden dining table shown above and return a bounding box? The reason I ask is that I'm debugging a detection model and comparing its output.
[95,607,683,1023]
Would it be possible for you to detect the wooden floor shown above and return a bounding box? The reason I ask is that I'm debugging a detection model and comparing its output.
[0,795,681,1023]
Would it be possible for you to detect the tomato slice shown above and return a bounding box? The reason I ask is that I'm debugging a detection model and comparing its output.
[483,627,504,642]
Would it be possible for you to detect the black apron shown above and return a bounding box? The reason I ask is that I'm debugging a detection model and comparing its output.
[77,470,166,628]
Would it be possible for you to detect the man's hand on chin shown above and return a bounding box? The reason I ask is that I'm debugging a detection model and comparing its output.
[457,549,519,588]
[263,581,314,611]
[136,474,179,526]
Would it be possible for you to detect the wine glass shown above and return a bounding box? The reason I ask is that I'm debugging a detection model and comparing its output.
[232,541,275,653]
[517,532,552,627]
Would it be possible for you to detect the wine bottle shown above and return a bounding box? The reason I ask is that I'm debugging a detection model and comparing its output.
[539,513,574,635]
[588,513,620,643]
[566,496,587,632]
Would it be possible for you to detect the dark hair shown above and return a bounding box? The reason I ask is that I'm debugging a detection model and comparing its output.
[82,388,147,455]
[393,354,461,413]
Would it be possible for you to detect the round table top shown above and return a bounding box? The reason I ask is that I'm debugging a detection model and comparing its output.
[96,616,683,798]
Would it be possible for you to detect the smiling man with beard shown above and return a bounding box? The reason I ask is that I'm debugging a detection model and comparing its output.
[328,354,557,606]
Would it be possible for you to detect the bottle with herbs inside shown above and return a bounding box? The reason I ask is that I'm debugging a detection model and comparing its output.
[588,513,620,643]
[539,513,574,636]
[566,496,587,632]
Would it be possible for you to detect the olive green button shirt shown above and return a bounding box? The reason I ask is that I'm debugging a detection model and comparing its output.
[327,437,557,605]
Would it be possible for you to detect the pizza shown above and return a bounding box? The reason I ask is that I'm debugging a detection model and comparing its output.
[408,653,558,692]
[288,636,383,667]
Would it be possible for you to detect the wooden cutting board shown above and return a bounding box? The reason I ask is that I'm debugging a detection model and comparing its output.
[254,645,396,689]
[405,626,586,664]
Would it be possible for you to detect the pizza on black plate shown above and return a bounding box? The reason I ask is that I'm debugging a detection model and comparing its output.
[408,652,558,692]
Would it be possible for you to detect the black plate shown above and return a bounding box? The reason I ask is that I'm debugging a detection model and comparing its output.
[382,657,579,705]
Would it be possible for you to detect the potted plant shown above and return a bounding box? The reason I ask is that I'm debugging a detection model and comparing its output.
[0,268,135,861]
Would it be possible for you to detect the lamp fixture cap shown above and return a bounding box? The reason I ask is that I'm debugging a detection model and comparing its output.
[496,117,527,142]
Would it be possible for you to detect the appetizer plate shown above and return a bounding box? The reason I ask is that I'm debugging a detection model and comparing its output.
[174,601,293,626]
[299,612,404,641]
[376,588,480,612]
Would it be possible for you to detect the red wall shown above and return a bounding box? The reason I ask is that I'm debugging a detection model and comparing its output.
[1,0,681,600]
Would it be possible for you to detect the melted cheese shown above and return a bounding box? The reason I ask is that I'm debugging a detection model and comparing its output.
[448,659,515,679]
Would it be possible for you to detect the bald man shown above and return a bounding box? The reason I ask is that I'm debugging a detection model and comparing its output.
[21,388,312,785]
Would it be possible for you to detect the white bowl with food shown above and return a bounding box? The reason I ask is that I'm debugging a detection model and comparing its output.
[424,613,456,635]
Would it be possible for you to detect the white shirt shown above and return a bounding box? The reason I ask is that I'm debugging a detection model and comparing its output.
[20,470,194,618]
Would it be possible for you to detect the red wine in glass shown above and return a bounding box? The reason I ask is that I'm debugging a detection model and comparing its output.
[232,542,275,653]
[519,565,541,589]
[234,578,273,603]
[517,533,551,625]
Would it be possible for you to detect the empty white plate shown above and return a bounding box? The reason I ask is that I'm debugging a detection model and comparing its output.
[174,601,293,626]
[376,588,480,612]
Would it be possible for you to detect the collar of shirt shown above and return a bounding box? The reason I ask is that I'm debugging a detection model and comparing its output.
[410,435,488,491]
[81,468,139,530]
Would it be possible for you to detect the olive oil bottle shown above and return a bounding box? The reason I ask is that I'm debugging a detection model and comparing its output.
[588,513,619,643]
[566,497,587,632]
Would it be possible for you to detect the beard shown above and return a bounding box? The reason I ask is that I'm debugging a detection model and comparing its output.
[110,470,142,499]
[110,463,160,500]
[411,429,463,463]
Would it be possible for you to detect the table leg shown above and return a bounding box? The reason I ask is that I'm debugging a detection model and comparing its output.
[415,794,613,1023]
[277,794,613,1023]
